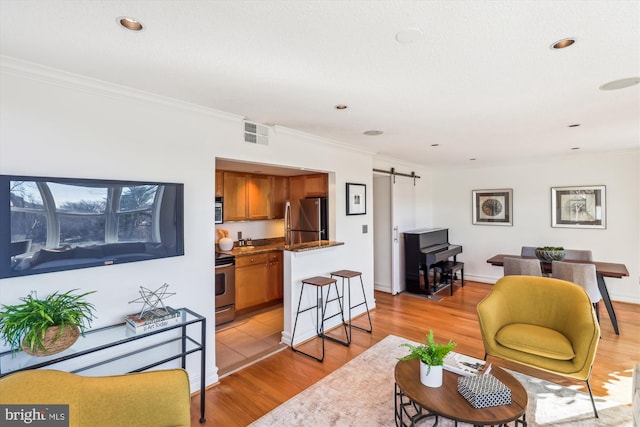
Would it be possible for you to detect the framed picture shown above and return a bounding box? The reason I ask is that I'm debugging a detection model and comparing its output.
[346,183,366,215]
[551,185,606,229]
[472,189,513,226]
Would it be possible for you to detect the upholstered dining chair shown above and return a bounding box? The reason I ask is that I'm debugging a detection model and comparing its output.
[503,257,542,276]
[520,246,537,257]
[552,260,601,321]
[563,249,593,261]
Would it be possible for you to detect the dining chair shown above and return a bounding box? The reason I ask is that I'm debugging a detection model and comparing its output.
[552,260,601,321]
[503,257,542,276]
[563,249,593,261]
[520,246,537,257]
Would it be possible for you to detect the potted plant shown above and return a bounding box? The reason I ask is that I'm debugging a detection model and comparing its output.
[0,289,96,356]
[399,330,457,387]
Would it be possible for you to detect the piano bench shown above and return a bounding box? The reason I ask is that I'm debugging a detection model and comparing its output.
[439,261,464,295]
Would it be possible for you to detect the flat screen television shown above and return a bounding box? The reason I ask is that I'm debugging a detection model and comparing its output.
[0,175,184,279]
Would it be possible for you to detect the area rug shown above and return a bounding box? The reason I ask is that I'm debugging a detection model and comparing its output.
[249,335,632,427]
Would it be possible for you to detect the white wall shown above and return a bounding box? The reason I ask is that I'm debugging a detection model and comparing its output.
[431,151,640,303]
[0,58,376,388]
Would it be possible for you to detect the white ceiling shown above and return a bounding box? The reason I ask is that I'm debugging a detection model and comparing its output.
[1,0,639,168]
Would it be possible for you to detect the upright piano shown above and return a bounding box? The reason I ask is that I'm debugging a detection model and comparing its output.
[403,228,462,295]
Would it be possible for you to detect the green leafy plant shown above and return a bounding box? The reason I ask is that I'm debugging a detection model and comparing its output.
[399,330,456,372]
[0,289,96,353]
[536,246,564,251]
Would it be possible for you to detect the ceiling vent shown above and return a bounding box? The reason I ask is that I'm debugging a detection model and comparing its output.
[244,121,269,145]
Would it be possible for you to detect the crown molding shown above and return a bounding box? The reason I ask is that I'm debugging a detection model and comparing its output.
[0,55,243,122]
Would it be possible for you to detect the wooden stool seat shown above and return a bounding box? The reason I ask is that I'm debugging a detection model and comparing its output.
[302,276,337,287]
[330,270,361,279]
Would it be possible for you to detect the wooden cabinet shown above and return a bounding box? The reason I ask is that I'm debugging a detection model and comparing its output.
[222,172,248,221]
[221,172,278,221]
[235,253,268,310]
[215,170,224,198]
[220,170,326,222]
[304,173,328,197]
[270,176,289,219]
[247,174,271,220]
[289,173,328,202]
[235,251,283,312]
[266,251,283,301]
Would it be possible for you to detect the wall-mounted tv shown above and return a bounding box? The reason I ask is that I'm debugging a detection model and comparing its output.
[0,175,184,279]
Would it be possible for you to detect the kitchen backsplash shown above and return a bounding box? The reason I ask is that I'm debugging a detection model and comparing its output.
[216,219,285,242]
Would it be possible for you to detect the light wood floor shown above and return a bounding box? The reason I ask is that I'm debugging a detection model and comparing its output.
[191,280,640,426]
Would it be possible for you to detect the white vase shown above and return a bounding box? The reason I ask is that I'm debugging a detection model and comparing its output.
[419,361,443,387]
[218,237,234,251]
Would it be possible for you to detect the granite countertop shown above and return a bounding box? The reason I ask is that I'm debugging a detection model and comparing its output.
[217,239,344,256]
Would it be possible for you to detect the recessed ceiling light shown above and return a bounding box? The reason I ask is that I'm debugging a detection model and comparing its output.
[568,124,581,128]
[395,27,424,44]
[335,104,348,110]
[599,77,640,91]
[550,38,576,50]
[117,16,144,31]
[363,130,383,136]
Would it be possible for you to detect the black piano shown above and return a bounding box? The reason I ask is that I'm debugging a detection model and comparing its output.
[403,228,462,295]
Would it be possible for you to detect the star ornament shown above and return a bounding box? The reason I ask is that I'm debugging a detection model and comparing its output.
[128,283,176,319]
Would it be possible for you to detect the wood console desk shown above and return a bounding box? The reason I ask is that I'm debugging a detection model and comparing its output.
[487,254,629,335]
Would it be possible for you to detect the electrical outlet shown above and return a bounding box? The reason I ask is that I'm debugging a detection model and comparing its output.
[362,224,368,234]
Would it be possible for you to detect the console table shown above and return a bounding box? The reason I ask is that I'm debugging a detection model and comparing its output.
[0,307,207,423]
[487,255,629,335]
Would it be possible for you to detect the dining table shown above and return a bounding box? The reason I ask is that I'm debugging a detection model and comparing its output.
[486,254,629,335]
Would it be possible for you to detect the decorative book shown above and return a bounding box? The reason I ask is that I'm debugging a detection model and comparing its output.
[444,352,486,376]
[125,307,181,333]
[457,374,511,408]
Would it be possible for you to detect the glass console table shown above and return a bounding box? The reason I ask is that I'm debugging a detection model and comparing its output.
[0,307,207,423]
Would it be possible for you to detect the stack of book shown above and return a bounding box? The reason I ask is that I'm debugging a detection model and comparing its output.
[444,352,487,376]
[125,307,181,334]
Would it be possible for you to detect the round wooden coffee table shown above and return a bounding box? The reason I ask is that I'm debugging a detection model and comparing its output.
[394,359,528,426]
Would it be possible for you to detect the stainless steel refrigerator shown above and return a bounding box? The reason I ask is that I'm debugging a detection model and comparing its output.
[284,197,328,245]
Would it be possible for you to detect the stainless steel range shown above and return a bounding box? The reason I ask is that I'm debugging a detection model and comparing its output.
[215,252,235,326]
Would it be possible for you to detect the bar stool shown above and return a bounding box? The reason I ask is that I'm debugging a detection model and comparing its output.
[291,276,349,362]
[330,270,373,344]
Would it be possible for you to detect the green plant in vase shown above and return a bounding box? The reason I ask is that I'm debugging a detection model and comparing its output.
[399,329,457,387]
[0,289,96,356]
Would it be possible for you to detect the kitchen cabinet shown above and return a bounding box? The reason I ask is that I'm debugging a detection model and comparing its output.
[235,253,268,310]
[289,173,328,202]
[247,174,271,220]
[221,171,272,221]
[270,176,289,219]
[235,250,283,312]
[303,173,328,197]
[266,251,283,301]
[222,172,248,221]
[215,170,224,198]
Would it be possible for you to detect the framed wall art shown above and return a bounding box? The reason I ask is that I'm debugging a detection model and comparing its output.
[346,183,366,215]
[551,185,606,229]
[472,189,513,226]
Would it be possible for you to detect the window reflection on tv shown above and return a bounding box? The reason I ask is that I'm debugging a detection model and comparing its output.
[0,175,184,278]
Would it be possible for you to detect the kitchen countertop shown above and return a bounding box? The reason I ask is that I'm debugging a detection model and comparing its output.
[217,240,344,257]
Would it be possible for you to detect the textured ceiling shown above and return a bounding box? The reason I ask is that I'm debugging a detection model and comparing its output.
[1,0,638,168]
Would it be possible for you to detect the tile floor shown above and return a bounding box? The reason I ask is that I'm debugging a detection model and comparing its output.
[215,304,286,377]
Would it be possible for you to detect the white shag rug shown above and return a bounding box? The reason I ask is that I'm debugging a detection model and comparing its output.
[250,335,632,427]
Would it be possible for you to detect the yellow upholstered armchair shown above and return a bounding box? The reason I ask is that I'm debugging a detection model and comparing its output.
[0,368,191,427]
[477,275,600,417]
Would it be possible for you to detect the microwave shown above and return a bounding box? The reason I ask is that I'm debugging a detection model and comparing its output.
[215,197,223,224]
